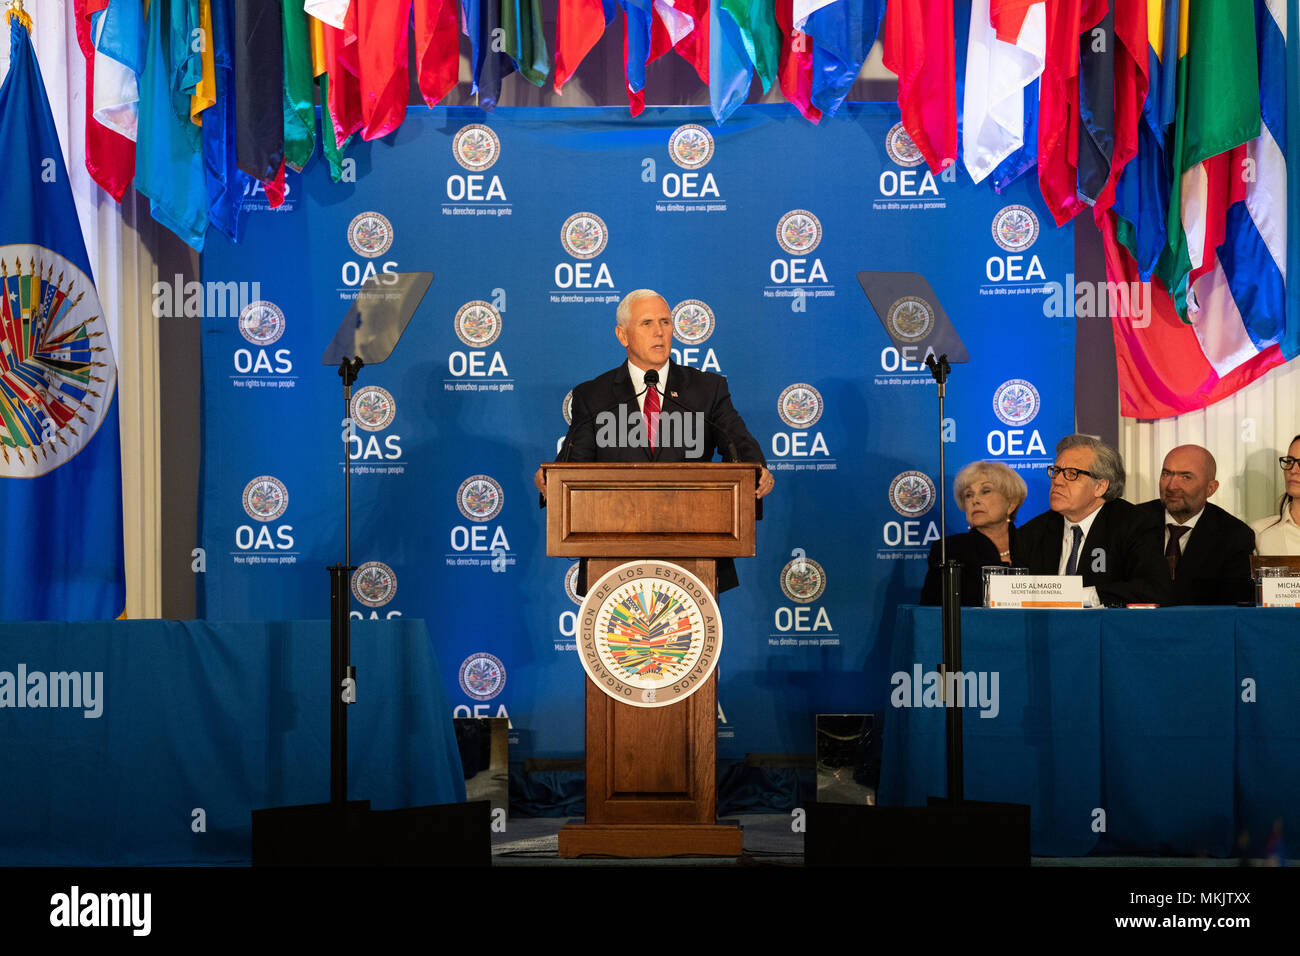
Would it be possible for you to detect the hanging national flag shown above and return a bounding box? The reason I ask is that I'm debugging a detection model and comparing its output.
[503,0,551,86]
[463,0,517,109]
[204,0,254,240]
[1180,0,1292,377]
[623,0,677,115]
[1153,0,1261,320]
[192,0,218,123]
[671,0,709,83]
[355,0,411,141]
[1088,0,1148,221]
[1102,211,1283,419]
[232,0,287,201]
[135,0,208,249]
[414,0,461,107]
[322,3,363,148]
[987,79,1039,192]
[710,0,756,123]
[963,0,1044,184]
[283,0,317,170]
[312,13,355,183]
[306,0,352,28]
[883,0,958,174]
[1037,0,1106,226]
[1076,4,1115,207]
[556,0,615,92]
[75,0,135,202]
[719,0,781,94]
[798,0,884,119]
[0,8,126,619]
[620,0,655,102]
[86,0,143,142]
[778,0,821,122]
[1112,0,1178,279]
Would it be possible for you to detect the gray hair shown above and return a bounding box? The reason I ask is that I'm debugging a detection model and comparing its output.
[953,461,1029,519]
[1056,434,1125,500]
[616,289,666,328]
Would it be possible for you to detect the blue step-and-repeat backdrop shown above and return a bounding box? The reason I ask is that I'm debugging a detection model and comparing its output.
[199,103,1074,760]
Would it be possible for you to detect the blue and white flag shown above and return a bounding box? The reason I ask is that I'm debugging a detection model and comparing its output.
[0,11,125,619]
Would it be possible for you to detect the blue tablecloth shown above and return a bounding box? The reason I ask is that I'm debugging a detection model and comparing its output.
[880,607,1300,857]
[0,620,465,865]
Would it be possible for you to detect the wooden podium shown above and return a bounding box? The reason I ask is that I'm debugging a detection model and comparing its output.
[542,462,759,858]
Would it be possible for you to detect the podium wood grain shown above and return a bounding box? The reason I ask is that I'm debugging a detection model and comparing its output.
[542,464,756,858]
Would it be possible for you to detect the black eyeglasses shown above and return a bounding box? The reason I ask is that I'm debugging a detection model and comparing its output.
[1281,456,1300,471]
[1046,465,1096,482]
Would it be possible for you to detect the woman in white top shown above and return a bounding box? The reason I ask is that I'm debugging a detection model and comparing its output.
[1252,434,1300,555]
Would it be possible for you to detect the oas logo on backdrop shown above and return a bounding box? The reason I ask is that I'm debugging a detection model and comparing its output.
[352,560,397,608]
[347,211,394,259]
[992,205,1039,253]
[561,212,608,260]
[777,383,824,429]
[562,390,574,426]
[351,385,396,431]
[233,299,294,382]
[776,209,822,256]
[577,561,721,708]
[672,299,715,345]
[454,301,502,348]
[780,556,827,604]
[986,204,1045,285]
[238,300,284,346]
[452,124,501,171]
[564,562,582,606]
[993,379,1040,427]
[457,475,504,522]
[668,124,714,169]
[889,471,935,518]
[242,476,288,522]
[885,123,925,167]
[886,296,933,343]
[459,653,506,701]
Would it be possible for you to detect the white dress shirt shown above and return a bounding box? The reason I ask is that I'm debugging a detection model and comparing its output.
[626,359,669,415]
[1253,505,1300,555]
[1059,505,1103,607]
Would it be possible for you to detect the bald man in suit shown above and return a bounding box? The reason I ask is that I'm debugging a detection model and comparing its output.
[1137,444,1254,605]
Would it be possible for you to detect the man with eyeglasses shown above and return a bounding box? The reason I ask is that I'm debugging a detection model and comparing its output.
[1135,445,1254,604]
[1018,435,1170,606]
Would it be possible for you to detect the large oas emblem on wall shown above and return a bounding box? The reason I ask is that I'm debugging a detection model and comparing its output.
[0,248,116,478]
[577,561,722,708]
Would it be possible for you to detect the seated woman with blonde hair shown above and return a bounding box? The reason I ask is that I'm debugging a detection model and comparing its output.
[921,461,1028,607]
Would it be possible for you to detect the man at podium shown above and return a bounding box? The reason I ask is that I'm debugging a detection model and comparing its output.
[536,288,773,591]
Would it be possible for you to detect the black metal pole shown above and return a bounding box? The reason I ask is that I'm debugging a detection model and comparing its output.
[329,358,363,808]
[926,353,963,803]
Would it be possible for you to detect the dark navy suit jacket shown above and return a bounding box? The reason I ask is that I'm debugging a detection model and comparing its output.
[1136,500,1255,605]
[558,362,765,593]
[1017,498,1171,606]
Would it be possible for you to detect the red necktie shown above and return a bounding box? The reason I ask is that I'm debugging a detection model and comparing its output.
[644,382,660,452]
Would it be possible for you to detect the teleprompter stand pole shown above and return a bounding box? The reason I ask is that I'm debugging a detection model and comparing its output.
[329,356,363,808]
[251,272,492,865]
[925,352,962,803]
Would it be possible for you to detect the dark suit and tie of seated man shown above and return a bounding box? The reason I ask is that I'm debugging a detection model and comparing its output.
[534,289,774,592]
[1136,444,1255,605]
[1017,435,1171,607]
